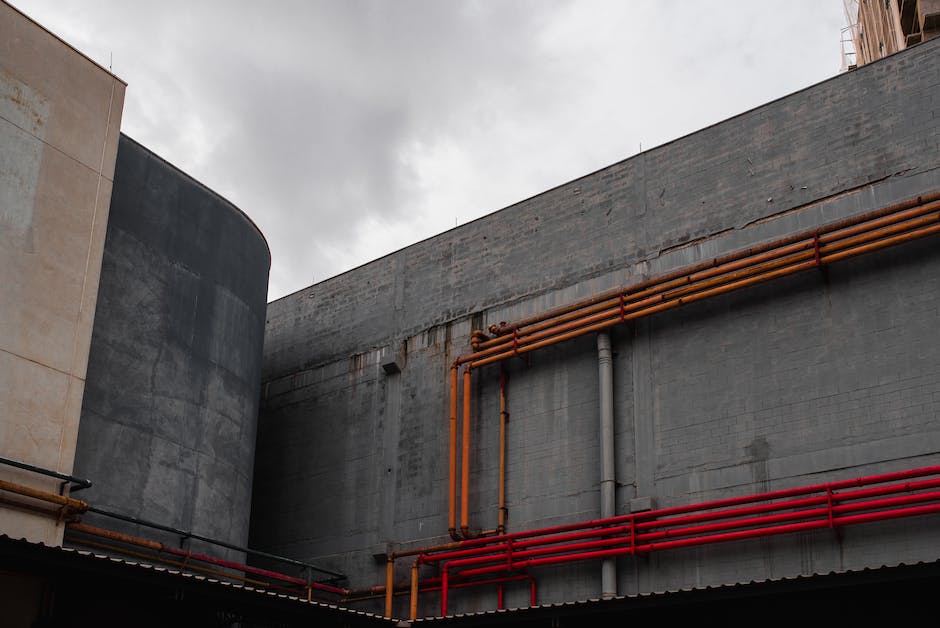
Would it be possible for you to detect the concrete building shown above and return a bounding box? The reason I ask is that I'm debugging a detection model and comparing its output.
[3,1,940,625]
[0,0,125,546]
[71,134,271,561]
[252,32,940,618]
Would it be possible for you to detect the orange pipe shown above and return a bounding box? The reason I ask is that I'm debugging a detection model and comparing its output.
[410,559,420,620]
[825,221,940,264]
[392,541,462,559]
[475,240,814,352]
[0,494,72,519]
[69,521,163,551]
[385,558,395,617]
[471,200,940,356]
[466,210,940,369]
[468,248,818,362]
[485,192,940,336]
[470,257,818,368]
[0,478,89,513]
[449,365,459,537]
[461,368,472,537]
[469,218,940,370]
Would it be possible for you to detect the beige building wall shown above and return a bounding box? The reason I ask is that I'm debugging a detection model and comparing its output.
[0,2,125,544]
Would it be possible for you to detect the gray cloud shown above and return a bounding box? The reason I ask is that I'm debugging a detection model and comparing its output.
[12,1,845,299]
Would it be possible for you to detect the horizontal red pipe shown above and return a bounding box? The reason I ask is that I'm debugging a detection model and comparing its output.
[453,501,940,581]
[421,574,533,593]
[437,466,940,558]
[425,470,940,569]
[633,476,940,534]
[442,487,940,574]
[162,546,346,594]
[433,465,940,616]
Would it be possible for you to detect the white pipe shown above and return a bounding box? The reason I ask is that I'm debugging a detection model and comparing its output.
[597,331,616,598]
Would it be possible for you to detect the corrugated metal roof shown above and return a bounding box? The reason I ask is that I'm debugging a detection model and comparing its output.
[0,534,392,622]
[413,558,940,622]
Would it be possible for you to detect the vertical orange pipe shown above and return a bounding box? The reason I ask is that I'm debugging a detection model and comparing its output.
[460,367,472,536]
[385,558,394,618]
[498,365,508,534]
[449,365,459,537]
[410,560,420,620]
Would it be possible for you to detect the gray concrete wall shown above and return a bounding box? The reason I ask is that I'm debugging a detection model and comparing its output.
[252,38,940,617]
[0,1,125,545]
[72,135,270,557]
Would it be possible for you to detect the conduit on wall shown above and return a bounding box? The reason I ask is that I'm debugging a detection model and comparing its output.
[596,331,616,598]
[445,191,940,543]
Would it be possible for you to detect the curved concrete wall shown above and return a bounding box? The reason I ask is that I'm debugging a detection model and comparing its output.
[73,134,270,554]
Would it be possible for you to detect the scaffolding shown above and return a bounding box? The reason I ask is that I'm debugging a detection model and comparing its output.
[845,0,940,67]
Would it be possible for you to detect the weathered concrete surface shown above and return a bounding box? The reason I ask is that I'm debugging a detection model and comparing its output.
[72,135,270,557]
[0,2,125,545]
[252,38,940,616]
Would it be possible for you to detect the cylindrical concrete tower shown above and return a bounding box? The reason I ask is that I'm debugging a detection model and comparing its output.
[71,134,270,557]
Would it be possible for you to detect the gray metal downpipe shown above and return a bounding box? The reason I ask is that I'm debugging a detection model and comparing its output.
[597,331,616,598]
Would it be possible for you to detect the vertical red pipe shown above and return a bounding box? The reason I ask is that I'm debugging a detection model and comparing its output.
[441,565,450,616]
[497,583,504,609]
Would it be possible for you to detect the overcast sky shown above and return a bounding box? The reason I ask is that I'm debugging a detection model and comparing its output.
[15,1,848,301]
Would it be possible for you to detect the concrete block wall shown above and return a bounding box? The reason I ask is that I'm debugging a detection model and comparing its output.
[252,37,940,617]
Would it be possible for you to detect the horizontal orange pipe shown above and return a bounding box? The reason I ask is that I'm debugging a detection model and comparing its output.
[392,541,463,560]
[473,199,940,355]
[469,257,814,369]
[69,521,163,551]
[472,248,819,361]
[0,478,89,513]
[475,239,816,352]
[485,191,940,336]
[0,494,69,519]
[825,221,940,264]
[467,209,940,369]
[469,220,940,370]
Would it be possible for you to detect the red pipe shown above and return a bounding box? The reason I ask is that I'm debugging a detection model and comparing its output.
[442,566,450,615]
[440,487,940,574]
[425,472,940,566]
[162,546,347,595]
[421,574,532,593]
[424,479,940,567]
[451,500,940,581]
[433,465,940,614]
